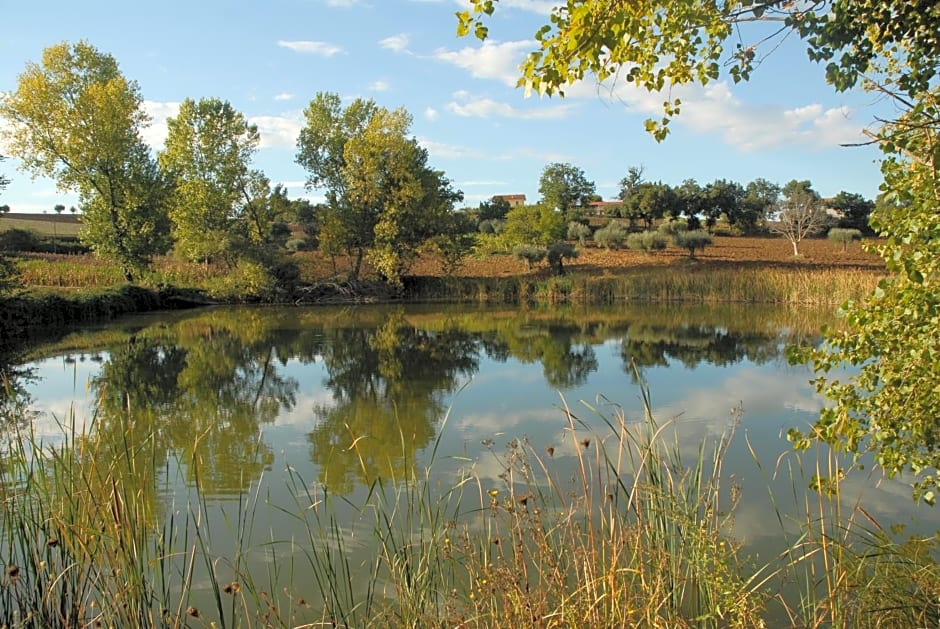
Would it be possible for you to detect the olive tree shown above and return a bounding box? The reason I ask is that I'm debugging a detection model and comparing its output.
[0,41,170,281]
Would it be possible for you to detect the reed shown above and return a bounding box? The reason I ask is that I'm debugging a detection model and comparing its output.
[1,382,937,626]
[406,267,882,306]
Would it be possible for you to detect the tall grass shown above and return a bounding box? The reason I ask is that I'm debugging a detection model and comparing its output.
[407,267,881,306]
[1,385,937,626]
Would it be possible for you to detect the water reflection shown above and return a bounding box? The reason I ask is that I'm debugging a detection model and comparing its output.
[11,304,826,497]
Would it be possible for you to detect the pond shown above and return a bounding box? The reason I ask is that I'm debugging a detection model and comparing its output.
[4,303,938,625]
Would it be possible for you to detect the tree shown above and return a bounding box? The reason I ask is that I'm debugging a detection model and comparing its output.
[0,41,170,281]
[771,180,828,257]
[702,179,744,231]
[296,93,463,286]
[456,1,940,499]
[503,203,565,247]
[827,227,862,252]
[625,181,677,231]
[477,197,511,222]
[159,98,276,264]
[538,162,595,222]
[740,178,780,234]
[675,229,712,259]
[829,191,874,234]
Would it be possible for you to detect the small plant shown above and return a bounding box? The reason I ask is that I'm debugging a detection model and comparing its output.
[828,227,862,252]
[675,229,713,258]
[512,244,546,270]
[626,230,668,253]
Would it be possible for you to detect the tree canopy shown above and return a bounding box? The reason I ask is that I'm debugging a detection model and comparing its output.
[0,41,169,281]
[159,97,269,263]
[538,162,596,221]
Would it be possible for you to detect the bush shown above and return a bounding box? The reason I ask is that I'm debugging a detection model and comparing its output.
[512,244,546,270]
[204,259,275,301]
[567,221,591,246]
[593,221,628,249]
[828,227,863,251]
[285,238,310,252]
[674,230,713,258]
[0,229,41,253]
[546,241,578,275]
[626,231,668,253]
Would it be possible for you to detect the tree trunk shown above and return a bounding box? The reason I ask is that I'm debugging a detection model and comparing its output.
[791,239,800,256]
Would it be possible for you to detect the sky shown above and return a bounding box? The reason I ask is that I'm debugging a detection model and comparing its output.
[0,0,894,213]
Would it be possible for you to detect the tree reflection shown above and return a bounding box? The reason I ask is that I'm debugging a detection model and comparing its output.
[620,322,787,380]
[308,312,479,494]
[92,314,299,497]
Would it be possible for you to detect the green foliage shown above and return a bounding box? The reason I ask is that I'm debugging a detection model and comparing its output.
[593,220,627,249]
[657,217,688,236]
[830,191,874,233]
[538,162,595,221]
[828,227,863,251]
[159,98,268,264]
[512,244,546,270]
[627,230,667,254]
[476,197,511,221]
[0,41,170,281]
[546,241,577,275]
[502,203,564,247]
[674,229,712,258]
[566,220,591,246]
[792,88,940,501]
[203,258,275,301]
[0,228,41,252]
[296,92,462,285]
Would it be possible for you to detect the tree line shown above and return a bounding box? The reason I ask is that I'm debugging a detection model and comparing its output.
[0,42,472,289]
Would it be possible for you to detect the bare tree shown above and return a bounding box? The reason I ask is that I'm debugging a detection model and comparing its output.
[770,180,829,256]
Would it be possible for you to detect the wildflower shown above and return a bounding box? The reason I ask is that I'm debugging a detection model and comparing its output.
[488,489,499,498]
[186,606,199,618]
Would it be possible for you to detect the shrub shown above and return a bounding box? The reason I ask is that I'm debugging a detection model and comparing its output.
[593,221,628,249]
[204,259,275,301]
[828,227,863,252]
[627,231,668,253]
[567,221,591,246]
[0,229,41,253]
[675,229,713,258]
[512,244,546,270]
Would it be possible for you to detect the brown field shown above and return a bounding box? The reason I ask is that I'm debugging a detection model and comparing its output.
[295,235,884,280]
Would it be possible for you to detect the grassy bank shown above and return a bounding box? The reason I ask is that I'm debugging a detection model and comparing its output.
[1,390,935,627]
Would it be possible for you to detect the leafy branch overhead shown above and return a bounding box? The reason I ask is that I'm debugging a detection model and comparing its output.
[457,1,940,140]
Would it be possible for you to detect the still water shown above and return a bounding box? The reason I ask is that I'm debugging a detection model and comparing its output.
[10,302,939,614]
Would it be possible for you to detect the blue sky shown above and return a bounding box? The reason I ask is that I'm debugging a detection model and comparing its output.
[0,0,891,213]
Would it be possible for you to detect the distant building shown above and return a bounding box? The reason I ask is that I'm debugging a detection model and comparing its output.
[587,200,623,216]
[492,194,527,208]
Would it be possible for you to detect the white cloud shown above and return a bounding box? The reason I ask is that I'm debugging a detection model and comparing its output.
[274,92,295,101]
[141,100,180,150]
[459,180,508,187]
[433,40,534,86]
[249,114,304,149]
[277,40,343,57]
[369,80,390,92]
[446,93,574,120]
[325,0,359,6]
[379,34,410,53]
[560,76,867,151]
[417,137,484,159]
[424,107,439,121]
